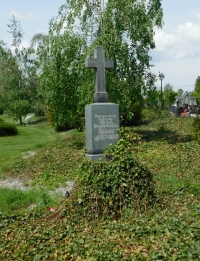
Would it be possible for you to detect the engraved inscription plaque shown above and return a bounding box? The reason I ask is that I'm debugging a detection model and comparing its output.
[85,103,119,159]
[93,114,119,141]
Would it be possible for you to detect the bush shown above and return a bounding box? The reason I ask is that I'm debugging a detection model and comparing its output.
[142,108,171,123]
[192,116,200,140]
[0,120,18,136]
[66,128,155,220]
[47,107,54,127]
[35,108,45,117]
[0,108,3,115]
[120,102,143,126]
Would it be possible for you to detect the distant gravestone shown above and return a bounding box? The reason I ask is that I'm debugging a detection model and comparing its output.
[85,47,120,161]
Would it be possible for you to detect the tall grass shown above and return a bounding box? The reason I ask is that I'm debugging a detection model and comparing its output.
[0,188,58,214]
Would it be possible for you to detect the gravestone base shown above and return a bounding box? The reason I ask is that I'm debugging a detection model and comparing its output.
[94,92,108,103]
[86,153,104,161]
[85,103,119,161]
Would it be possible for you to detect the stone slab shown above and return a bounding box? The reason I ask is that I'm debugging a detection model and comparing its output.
[85,103,119,155]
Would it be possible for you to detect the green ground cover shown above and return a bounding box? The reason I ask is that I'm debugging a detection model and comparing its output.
[0,111,200,260]
[0,114,78,177]
[0,188,58,215]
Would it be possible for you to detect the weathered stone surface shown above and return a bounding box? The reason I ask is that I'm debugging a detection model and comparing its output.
[85,47,114,103]
[85,47,119,161]
[85,103,119,158]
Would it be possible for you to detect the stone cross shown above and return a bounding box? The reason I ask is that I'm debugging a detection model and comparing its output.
[85,47,114,103]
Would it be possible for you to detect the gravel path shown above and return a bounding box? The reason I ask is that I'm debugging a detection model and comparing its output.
[0,178,74,197]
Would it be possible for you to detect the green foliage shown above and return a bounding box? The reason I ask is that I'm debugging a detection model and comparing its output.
[0,118,18,136]
[194,75,200,104]
[141,108,171,124]
[36,32,88,130]
[1,116,200,260]
[0,200,200,260]
[192,116,200,140]
[194,75,200,93]
[177,88,184,96]
[35,0,163,128]
[0,17,37,124]
[47,106,54,127]
[163,83,177,107]
[0,116,80,176]
[0,188,56,214]
[6,129,85,188]
[7,15,23,47]
[145,86,160,108]
[34,106,45,117]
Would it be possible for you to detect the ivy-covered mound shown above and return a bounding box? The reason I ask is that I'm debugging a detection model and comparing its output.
[66,129,155,219]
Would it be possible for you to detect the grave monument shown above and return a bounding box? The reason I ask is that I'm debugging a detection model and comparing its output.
[85,47,120,161]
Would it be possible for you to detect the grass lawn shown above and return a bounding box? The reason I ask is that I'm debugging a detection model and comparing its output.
[0,115,73,177]
[0,187,58,215]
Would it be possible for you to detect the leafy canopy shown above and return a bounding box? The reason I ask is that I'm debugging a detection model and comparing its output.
[194,75,200,104]
[0,17,37,124]
[163,83,177,106]
[36,0,163,128]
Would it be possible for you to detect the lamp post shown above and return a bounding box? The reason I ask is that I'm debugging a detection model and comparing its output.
[158,72,165,109]
[190,97,195,114]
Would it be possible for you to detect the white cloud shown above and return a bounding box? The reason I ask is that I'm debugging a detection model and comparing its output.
[151,58,200,92]
[154,22,200,60]
[10,11,43,21]
[10,11,23,20]
[25,13,34,21]
[10,39,31,53]
[154,29,179,51]
[191,10,200,20]
[176,22,200,42]
[20,39,30,48]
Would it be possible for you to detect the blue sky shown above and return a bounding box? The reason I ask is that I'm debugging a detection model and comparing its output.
[151,0,200,92]
[0,0,65,45]
[0,0,200,92]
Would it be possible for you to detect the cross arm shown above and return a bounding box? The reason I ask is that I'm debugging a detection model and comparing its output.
[105,60,114,69]
[85,58,97,68]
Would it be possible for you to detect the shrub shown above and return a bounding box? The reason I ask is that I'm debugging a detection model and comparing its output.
[142,108,171,123]
[66,128,155,220]
[192,116,200,140]
[47,107,54,127]
[0,120,18,136]
[120,101,143,126]
[35,107,45,117]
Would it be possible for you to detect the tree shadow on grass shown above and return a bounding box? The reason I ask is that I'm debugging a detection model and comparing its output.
[135,129,194,144]
[25,117,47,125]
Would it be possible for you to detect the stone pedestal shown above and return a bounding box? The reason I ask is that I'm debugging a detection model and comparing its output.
[85,103,119,161]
